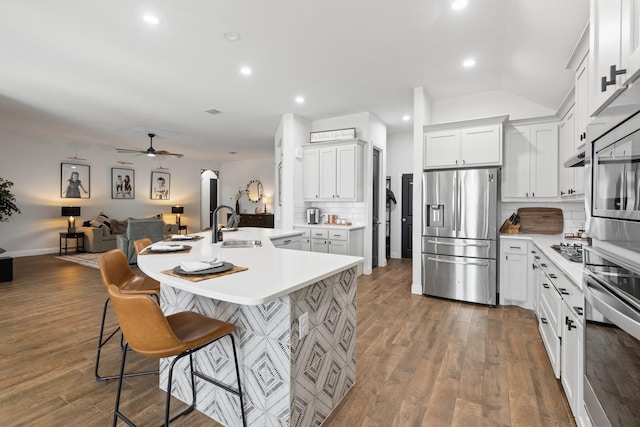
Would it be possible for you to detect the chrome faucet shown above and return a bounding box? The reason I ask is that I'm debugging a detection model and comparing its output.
[212,205,239,243]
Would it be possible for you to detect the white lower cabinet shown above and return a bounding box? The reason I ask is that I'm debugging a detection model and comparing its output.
[561,302,584,419]
[294,226,364,257]
[499,238,530,306]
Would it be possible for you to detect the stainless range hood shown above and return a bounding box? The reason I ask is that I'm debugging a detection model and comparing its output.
[564,150,586,167]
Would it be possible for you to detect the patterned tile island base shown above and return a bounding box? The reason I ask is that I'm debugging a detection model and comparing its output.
[160,266,357,426]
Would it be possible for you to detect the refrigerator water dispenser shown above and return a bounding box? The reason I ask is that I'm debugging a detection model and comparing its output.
[427,205,444,227]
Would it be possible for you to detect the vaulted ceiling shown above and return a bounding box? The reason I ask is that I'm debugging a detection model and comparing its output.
[0,0,589,161]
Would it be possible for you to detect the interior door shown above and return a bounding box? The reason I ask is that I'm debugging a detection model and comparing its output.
[401,174,413,258]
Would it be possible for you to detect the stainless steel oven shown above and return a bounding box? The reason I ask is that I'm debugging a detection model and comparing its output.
[583,246,640,427]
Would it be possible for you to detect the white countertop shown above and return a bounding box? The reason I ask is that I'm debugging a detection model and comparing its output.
[500,233,585,286]
[137,227,364,305]
[294,223,366,230]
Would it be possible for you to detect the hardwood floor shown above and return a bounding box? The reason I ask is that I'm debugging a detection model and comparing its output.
[0,256,575,426]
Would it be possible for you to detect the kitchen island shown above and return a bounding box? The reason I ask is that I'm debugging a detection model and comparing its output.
[137,227,363,427]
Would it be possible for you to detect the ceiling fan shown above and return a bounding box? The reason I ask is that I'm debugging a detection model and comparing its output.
[116,133,184,158]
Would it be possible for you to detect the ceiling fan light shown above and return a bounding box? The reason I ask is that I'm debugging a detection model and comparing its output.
[147,152,156,157]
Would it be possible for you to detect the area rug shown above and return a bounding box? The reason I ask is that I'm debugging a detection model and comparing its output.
[55,252,100,269]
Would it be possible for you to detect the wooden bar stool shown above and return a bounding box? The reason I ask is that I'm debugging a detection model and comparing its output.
[107,284,246,427]
[133,238,152,256]
[95,248,160,382]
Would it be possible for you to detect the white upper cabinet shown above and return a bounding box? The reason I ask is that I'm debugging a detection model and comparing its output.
[303,140,363,202]
[503,122,559,200]
[423,116,507,170]
[559,106,585,198]
[590,0,640,116]
[575,54,590,149]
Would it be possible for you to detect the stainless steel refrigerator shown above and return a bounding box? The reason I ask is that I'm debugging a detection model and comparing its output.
[422,168,499,305]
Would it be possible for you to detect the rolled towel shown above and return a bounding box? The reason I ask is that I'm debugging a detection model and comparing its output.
[180,259,224,272]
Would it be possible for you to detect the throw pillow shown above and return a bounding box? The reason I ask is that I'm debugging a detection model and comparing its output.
[89,212,111,233]
[110,219,128,234]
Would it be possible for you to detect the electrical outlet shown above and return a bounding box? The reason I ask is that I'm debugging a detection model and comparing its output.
[299,312,309,339]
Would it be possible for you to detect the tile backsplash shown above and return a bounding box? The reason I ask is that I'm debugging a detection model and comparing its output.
[501,201,586,235]
[296,201,367,225]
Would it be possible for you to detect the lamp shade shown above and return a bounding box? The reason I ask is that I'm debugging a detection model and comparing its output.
[61,206,81,217]
[171,206,184,214]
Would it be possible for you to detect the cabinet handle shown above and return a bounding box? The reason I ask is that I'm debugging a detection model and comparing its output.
[601,64,627,91]
[509,246,522,250]
[541,317,548,324]
[567,319,576,331]
[540,263,547,267]
[560,191,565,196]
[532,264,537,270]
[526,192,528,197]
[455,159,458,164]
[574,307,584,316]
[532,192,535,197]
[283,239,292,244]
[549,273,557,279]
[559,288,570,295]
[535,256,540,260]
[542,283,550,289]
[462,159,466,164]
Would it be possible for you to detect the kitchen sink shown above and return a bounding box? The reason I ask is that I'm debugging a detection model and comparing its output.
[221,239,262,248]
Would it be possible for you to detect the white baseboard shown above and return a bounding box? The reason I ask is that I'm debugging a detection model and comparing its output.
[4,247,58,258]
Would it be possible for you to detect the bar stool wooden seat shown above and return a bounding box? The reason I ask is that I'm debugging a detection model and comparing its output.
[133,238,152,256]
[95,248,160,382]
[107,284,246,427]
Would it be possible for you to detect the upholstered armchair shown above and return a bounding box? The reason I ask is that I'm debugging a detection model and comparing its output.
[116,218,165,264]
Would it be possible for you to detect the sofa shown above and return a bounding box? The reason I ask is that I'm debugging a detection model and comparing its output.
[116,218,167,264]
[77,214,178,254]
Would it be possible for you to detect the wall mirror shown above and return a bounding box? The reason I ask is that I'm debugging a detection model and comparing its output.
[246,179,263,203]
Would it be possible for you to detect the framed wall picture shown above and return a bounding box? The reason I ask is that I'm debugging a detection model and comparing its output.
[111,168,135,199]
[61,163,90,199]
[150,171,170,200]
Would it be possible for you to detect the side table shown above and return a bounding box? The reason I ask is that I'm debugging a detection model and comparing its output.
[59,232,85,255]
[178,225,188,235]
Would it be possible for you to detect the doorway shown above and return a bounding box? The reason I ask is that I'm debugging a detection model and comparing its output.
[401,173,413,258]
[200,170,218,230]
[372,148,380,268]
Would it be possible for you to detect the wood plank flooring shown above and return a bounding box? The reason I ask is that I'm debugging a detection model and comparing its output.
[0,256,575,426]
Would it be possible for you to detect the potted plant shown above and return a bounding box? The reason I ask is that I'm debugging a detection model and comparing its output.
[0,177,21,254]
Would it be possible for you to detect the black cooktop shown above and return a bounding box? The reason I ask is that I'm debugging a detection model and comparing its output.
[550,243,583,263]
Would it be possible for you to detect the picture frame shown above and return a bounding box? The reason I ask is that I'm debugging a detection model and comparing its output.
[111,168,135,199]
[150,171,170,200]
[61,163,90,199]
[310,127,356,143]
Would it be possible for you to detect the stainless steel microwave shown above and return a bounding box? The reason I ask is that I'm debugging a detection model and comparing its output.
[590,109,640,253]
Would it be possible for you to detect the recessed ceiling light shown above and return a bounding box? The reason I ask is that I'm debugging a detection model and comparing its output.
[143,14,160,25]
[295,96,305,104]
[240,66,252,76]
[229,151,237,155]
[451,0,468,10]
[224,32,241,41]
[402,115,411,121]
[463,58,476,68]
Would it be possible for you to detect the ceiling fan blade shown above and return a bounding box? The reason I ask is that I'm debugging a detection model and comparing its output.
[155,150,184,158]
[116,148,145,154]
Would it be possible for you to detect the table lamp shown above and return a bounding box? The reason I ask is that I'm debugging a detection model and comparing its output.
[61,206,81,233]
[171,206,184,227]
[263,196,269,214]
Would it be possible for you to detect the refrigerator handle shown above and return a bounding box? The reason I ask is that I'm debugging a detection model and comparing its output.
[427,239,490,247]
[456,172,462,232]
[427,256,489,267]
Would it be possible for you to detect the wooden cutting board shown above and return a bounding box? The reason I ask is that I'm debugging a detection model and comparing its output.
[517,207,564,234]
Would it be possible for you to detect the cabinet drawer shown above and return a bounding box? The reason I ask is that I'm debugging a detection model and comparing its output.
[558,276,585,321]
[539,300,561,378]
[503,241,528,254]
[328,229,348,240]
[541,278,562,337]
[294,227,311,237]
[311,229,329,239]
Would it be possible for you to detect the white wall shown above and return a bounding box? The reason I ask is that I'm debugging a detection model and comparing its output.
[386,131,413,259]
[218,156,275,223]
[432,89,555,123]
[0,128,220,257]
